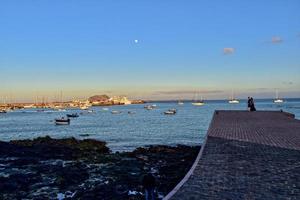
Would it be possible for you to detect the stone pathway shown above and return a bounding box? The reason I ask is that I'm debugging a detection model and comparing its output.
[165,111,300,200]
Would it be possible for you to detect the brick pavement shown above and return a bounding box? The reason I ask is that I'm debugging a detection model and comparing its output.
[165,111,300,200]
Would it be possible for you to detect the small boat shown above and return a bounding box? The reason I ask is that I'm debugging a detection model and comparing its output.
[102,108,109,111]
[192,92,205,106]
[66,113,79,118]
[273,90,284,103]
[128,111,136,114]
[192,101,204,106]
[0,110,7,113]
[55,117,70,125]
[164,109,177,115]
[111,110,122,114]
[144,104,157,110]
[229,99,239,104]
[274,99,284,103]
[178,101,184,105]
[228,90,239,104]
[144,105,154,110]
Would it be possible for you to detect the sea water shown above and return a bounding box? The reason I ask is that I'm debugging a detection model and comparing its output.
[0,99,299,152]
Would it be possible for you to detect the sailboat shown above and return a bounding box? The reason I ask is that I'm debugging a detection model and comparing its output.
[273,90,284,103]
[192,92,204,106]
[178,100,184,105]
[228,91,239,104]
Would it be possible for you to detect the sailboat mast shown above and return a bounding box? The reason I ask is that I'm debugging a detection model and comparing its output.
[60,90,63,106]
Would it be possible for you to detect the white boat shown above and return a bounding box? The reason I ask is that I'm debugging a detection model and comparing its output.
[164,109,177,115]
[274,99,283,103]
[0,110,7,113]
[192,92,205,106]
[273,90,284,103]
[178,101,184,105]
[55,117,70,125]
[228,90,239,104]
[229,99,239,104]
[144,105,155,110]
[192,102,204,106]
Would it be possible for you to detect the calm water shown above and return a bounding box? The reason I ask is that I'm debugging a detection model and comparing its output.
[1,99,300,152]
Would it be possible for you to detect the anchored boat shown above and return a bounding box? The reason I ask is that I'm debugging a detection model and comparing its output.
[111,110,122,114]
[229,99,239,104]
[55,117,70,125]
[178,101,184,105]
[273,90,284,103]
[144,105,156,110]
[228,90,239,104]
[164,109,177,115]
[192,101,204,106]
[192,92,205,106]
[66,113,79,118]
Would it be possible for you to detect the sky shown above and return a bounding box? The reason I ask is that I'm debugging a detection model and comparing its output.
[0,0,300,102]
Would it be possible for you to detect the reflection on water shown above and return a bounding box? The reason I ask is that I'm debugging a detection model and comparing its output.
[0,99,299,152]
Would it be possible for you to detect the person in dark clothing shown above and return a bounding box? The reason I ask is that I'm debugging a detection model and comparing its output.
[142,173,156,200]
[249,97,256,111]
[247,97,251,111]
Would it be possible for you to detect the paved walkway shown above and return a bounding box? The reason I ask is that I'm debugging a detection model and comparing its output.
[165,111,300,200]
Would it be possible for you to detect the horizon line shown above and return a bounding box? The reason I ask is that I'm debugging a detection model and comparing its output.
[1,97,300,104]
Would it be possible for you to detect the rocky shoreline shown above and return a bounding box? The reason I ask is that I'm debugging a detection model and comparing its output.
[0,136,200,200]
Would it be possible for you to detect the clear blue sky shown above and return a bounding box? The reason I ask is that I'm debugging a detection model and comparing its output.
[0,0,299,102]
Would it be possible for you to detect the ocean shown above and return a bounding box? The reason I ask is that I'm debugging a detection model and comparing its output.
[0,99,300,152]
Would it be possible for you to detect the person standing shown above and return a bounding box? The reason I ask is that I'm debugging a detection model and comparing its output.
[142,173,156,200]
[250,97,256,111]
[247,97,251,111]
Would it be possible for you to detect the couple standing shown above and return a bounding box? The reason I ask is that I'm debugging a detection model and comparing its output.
[248,97,256,111]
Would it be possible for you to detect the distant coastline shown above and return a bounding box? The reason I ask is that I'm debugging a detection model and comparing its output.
[2,97,300,105]
[0,94,145,110]
[145,97,300,103]
[1,96,300,113]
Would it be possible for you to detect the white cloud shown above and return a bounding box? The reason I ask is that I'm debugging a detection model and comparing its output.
[223,47,235,55]
[282,81,293,85]
[271,36,283,44]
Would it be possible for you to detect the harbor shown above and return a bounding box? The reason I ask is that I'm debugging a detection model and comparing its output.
[1,1,299,199]
[0,99,299,152]
[1,106,300,199]
[0,95,144,112]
